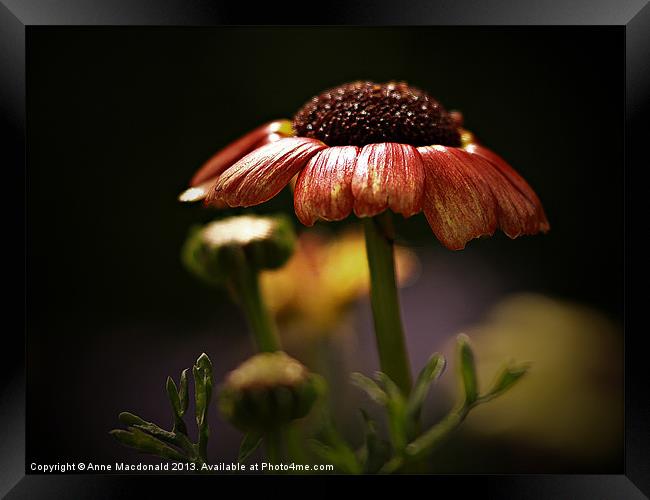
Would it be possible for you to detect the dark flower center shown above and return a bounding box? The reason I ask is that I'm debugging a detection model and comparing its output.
[292,81,461,147]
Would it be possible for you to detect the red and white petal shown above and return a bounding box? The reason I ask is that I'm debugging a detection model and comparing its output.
[419,146,497,250]
[465,144,550,234]
[178,179,218,203]
[467,155,542,238]
[351,143,425,218]
[207,137,326,207]
[190,119,293,187]
[294,146,359,226]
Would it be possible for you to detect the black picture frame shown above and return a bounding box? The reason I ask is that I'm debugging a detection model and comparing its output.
[1,0,648,497]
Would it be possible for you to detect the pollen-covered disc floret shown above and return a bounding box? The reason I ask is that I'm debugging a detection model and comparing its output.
[292,81,461,147]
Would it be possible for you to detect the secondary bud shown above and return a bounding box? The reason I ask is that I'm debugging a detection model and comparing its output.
[218,352,320,431]
[182,214,296,286]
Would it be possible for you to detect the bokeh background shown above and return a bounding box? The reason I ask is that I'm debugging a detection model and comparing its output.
[26,27,623,472]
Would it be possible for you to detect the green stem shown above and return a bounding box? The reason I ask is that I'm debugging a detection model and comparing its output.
[197,425,209,463]
[285,424,306,463]
[404,404,469,460]
[380,405,470,473]
[362,213,412,395]
[266,430,284,466]
[229,257,281,352]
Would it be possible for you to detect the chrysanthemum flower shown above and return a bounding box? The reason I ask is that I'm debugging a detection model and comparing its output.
[180,81,549,250]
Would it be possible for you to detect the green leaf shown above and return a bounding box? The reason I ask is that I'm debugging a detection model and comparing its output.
[118,412,147,426]
[135,421,197,458]
[117,413,182,449]
[309,414,362,474]
[379,456,405,474]
[166,376,182,417]
[376,372,405,404]
[457,334,478,405]
[193,354,213,428]
[359,410,390,474]
[406,353,446,422]
[166,371,189,436]
[405,409,466,460]
[118,413,174,444]
[483,363,530,400]
[193,353,213,461]
[375,372,408,452]
[309,439,340,466]
[110,428,186,461]
[350,372,388,405]
[196,352,213,375]
[308,439,361,474]
[132,423,177,445]
[238,432,263,463]
[178,368,189,415]
[193,364,207,425]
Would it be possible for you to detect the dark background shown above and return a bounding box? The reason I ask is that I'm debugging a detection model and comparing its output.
[26,27,623,472]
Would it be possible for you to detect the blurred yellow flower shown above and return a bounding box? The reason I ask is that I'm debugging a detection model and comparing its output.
[260,229,418,335]
[443,293,622,462]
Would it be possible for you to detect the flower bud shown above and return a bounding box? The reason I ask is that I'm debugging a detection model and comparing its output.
[218,352,320,432]
[182,214,295,286]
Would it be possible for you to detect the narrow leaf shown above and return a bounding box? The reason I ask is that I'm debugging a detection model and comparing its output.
[405,410,465,460]
[194,353,213,426]
[118,412,147,426]
[110,428,186,461]
[193,355,213,461]
[118,413,176,446]
[136,420,196,458]
[375,372,405,407]
[350,372,388,405]
[204,371,213,410]
[196,352,213,375]
[193,364,207,427]
[359,410,390,474]
[178,368,189,415]
[407,353,446,421]
[375,372,408,452]
[483,363,530,400]
[132,423,177,445]
[457,334,478,405]
[166,376,182,417]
